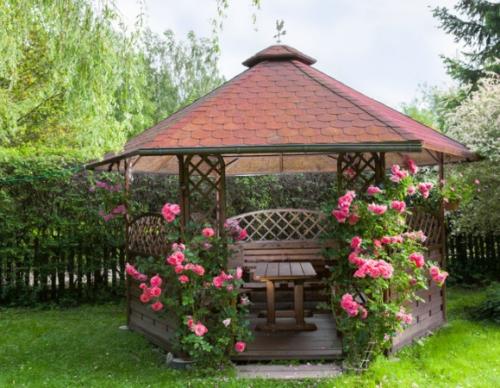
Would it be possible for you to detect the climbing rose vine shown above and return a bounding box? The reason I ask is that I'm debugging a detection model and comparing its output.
[323,159,448,368]
[126,205,252,367]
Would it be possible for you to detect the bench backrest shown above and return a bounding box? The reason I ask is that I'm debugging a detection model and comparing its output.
[226,209,332,280]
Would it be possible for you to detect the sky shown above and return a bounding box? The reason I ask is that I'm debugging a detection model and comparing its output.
[116,0,463,109]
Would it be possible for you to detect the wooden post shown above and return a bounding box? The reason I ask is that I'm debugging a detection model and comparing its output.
[124,158,132,326]
[438,152,447,322]
[177,155,188,234]
[294,280,305,326]
[266,280,276,325]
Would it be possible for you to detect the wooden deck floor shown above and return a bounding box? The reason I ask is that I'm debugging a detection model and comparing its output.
[232,313,343,361]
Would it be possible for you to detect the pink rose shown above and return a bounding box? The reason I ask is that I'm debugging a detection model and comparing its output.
[405,158,419,175]
[178,275,189,284]
[332,208,349,223]
[213,275,224,288]
[222,318,231,327]
[350,236,362,250]
[409,252,425,268]
[367,203,387,215]
[137,274,148,282]
[174,265,184,274]
[348,251,365,267]
[340,293,359,317]
[235,267,243,279]
[390,200,406,213]
[151,301,164,312]
[474,179,480,185]
[390,164,409,183]
[396,307,413,324]
[237,228,248,241]
[407,185,416,195]
[166,251,185,266]
[161,203,179,223]
[367,186,383,195]
[150,286,162,297]
[234,341,246,353]
[140,291,152,303]
[359,306,368,319]
[139,283,147,290]
[202,227,215,238]
[186,316,194,328]
[172,242,186,252]
[193,322,208,337]
[150,275,162,288]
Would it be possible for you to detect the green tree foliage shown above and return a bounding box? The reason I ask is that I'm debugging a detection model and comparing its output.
[433,0,500,88]
[0,0,223,159]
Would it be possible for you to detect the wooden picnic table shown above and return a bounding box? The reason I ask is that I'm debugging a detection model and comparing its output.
[254,262,317,332]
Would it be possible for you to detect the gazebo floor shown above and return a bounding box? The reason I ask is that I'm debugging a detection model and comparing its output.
[232,313,343,361]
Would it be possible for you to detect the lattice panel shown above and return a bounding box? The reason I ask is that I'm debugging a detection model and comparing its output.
[337,152,384,192]
[228,209,327,242]
[182,154,225,231]
[127,214,170,257]
[406,210,442,247]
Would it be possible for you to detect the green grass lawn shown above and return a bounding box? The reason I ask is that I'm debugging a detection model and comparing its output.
[0,287,498,387]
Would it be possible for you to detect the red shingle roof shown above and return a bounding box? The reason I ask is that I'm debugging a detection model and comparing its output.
[120,45,473,161]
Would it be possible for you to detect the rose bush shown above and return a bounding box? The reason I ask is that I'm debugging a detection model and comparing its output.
[323,159,448,368]
[127,205,252,368]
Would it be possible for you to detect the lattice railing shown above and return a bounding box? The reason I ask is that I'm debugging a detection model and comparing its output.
[406,210,442,247]
[127,213,170,257]
[228,209,327,242]
[337,152,384,192]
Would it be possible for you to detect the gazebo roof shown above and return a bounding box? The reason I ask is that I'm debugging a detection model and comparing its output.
[89,45,476,174]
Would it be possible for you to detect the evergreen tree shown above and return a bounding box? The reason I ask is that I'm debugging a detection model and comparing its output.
[433,0,500,87]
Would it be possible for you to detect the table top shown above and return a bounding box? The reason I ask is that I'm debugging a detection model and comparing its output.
[254,262,317,281]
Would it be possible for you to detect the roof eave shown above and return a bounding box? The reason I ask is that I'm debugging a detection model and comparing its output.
[85,141,423,169]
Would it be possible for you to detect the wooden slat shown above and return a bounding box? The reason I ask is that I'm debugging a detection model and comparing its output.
[267,262,279,277]
[279,262,291,277]
[290,262,303,277]
[300,262,316,277]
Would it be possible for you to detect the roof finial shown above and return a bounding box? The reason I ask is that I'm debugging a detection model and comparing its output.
[273,19,286,43]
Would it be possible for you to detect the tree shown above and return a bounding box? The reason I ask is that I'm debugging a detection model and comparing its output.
[401,85,465,132]
[433,0,500,88]
[446,74,499,160]
[0,0,225,159]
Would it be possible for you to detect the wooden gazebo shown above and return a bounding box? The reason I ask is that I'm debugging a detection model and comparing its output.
[87,45,475,360]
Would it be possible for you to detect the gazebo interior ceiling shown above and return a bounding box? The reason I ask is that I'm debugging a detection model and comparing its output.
[89,45,476,176]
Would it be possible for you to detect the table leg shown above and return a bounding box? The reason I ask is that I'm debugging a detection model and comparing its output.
[266,280,275,325]
[294,280,305,326]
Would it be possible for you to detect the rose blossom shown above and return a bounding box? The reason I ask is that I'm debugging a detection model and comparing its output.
[193,322,208,337]
[235,267,243,279]
[390,200,406,213]
[150,275,162,288]
[348,251,366,267]
[161,203,180,223]
[186,316,194,329]
[407,185,416,195]
[396,307,413,324]
[340,293,359,317]
[367,186,383,195]
[237,228,248,241]
[359,306,368,320]
[172,242,186,252]
[354,259,393,279]
[202,227,215,238]
[390,164,409,183]
[151,301,164,312]
[332,208,349,223]
[166,251,185,266]
[418,182,434,199]
[150,286,162,297]
[350,236,362,250]
[405,158,419,175]
[139,283,147,290]
[178,275,189,284]
[140,291,152,303]
[234,341,246,353]
[429,265,448,286]
[367,203,387,215]
[409,252,425,268]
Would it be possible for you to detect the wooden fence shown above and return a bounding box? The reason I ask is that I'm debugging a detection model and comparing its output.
[0,229,126,304]
[447,233,500,282]
[1,231,498,305]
